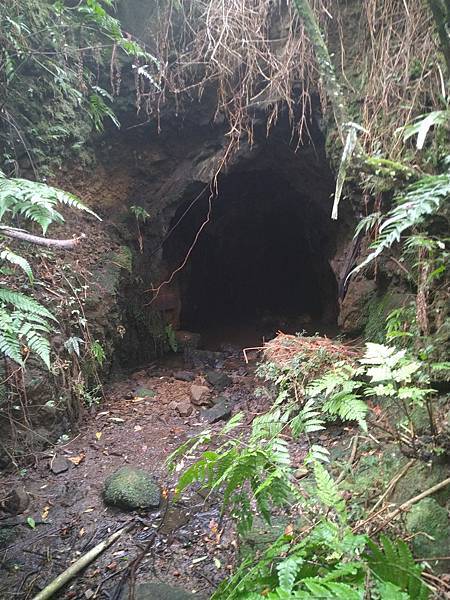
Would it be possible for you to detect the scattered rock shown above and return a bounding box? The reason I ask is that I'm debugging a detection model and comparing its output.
[3,487,29,515]
[135,387,156,399]
[294,467,309,480]
[120,581,195,600]
[169,399,193,417]
[103,466,161,510]
[173,371,195,382]
[406,498,450,573]
[50,456,70,475]
[211,394,229,406]
[176,400,193,417]
[200,400,231,423]
[205,370,231,390]
[190,384,211,406]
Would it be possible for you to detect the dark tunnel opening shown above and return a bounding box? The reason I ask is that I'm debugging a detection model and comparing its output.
[163,167,339,348]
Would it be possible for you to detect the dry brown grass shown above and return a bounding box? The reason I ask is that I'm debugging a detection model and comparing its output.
[263,332,361,367]
[135,0,442,162]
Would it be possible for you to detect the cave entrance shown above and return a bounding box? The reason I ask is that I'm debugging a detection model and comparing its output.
[163,155,339,348]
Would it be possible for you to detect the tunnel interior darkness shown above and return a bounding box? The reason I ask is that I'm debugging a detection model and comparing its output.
[163,165,339,345]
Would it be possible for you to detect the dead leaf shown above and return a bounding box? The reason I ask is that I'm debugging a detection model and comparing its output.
[68,452,85,466]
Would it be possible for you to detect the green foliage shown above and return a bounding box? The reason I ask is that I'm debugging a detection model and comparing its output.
[0,0,158,173]
[165,324,178,353]
[91,340,106,366]
[0,173,99,369]
[401,110,450,150]
[130,205,151,222]
[0,170,100,234]
[366,535,429,600]
[0,288,56,368]
[88,89,121,132]
[350,172,450,278]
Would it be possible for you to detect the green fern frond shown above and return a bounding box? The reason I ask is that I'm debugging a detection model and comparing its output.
[366,536,429,599]
[0,248,34,281]
[314,462,346,520]
[0,173,101,233]
[0,288,57,321]
[350,173,450,279]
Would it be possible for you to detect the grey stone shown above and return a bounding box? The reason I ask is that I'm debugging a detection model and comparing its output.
[200,400,231,423]
[50,456,70,475]
[173,371,195,382]
[205,370,231,390]
[4,487,29,515]
[103,466,161,510]
[120,582,195,600]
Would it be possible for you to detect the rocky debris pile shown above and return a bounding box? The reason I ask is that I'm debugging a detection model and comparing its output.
[103,466,161,510]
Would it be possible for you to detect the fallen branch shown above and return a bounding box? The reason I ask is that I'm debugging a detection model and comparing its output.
[0,226,86,249]
[32,522,133,600]
[372,476,450,535]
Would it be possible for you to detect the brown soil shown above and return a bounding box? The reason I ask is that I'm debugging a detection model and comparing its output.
[0,351,261,599]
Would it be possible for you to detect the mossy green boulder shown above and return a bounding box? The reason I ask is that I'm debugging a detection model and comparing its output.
[103,466,161,510]
[406,498,450,572]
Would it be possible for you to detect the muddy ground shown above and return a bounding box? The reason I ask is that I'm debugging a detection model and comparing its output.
[0,346,352,599]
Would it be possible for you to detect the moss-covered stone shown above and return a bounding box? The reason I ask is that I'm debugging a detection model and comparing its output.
[406,498,450,572]
[103,466,161,510]
[120,581,195,600]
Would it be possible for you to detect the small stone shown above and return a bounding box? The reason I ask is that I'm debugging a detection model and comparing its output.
[51,456,70,475]
[211,394,229,406]
[200,400,231,424]
[135,387,156,399]
[173,371,195,382]
[205,370,231,390]
[120,581,195,599]
[4,487,29,515]
[294,467,309,480]
[103,466,160,510]
[175,399,193,417]
[190,384,211,406]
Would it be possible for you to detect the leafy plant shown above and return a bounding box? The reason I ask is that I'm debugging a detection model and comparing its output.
[0,289,57,368]
[349,172,450,279]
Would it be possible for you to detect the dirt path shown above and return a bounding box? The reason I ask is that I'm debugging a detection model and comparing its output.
[0,349,260,599]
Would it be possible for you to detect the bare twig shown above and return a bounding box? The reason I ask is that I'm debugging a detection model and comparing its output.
[372,477,450,535]
[0,226,86,249]
[31,522,134,600]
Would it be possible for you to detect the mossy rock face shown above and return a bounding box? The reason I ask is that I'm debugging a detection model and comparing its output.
[120,582,196,600]
[406,498,450,572]
[103,466,161,510]
[391,461,450,507]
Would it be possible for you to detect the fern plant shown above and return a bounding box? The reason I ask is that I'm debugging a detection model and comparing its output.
[0,289,56,368]
[350,172,450,279]
[0,170,100,234]
[0,172,100,369]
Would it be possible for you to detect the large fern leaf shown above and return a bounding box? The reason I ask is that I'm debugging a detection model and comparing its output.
[0,171,100,234]
[350,173,450,279]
